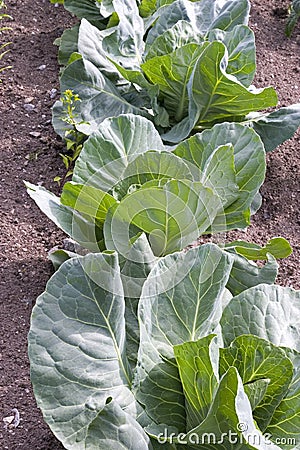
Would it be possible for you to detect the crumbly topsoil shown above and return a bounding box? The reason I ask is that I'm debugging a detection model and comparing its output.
[0,0,299,448]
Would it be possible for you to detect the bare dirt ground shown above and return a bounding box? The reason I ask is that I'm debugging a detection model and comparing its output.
[0,0,299,448]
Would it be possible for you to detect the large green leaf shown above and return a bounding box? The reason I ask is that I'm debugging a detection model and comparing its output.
[190,41,277,127]
[145,0,199,46]
[174,335,219,429]
[121,234,157,369]
[174,122,264,189]
[146,0,250,46]
[142,43,206,122]
[139,0,157,18]
[244,379,270,411]
[57,24,79,66]
[225,237,292,261]
[208,25,256,87]
[73,114,164,190]
[53,59,149,136]
[107,61,170,127]
[64,0,103,21]
[249,104,300,152]
[226,253,278,297]
[104,179,222,256]
[221,284,300,352]
[220,335,294,431]
[145,20,203,60]
[78,2,144,76]
[120,233,157,298]
[77,6,144,90]
[77,19,127,80]
[174,138,238,207]
[28,252,149,449]
[137,244,233,373]
[266,349,300,448]
[60,181,117,223]
[141,0,177,14]
[163,42,277,143]
[103,201,142,257]
[135,244,233,436]
[205,0,250,32]
[83,398,150,449]
[114,150,193,198]
[48,248,77,271]
[136,359,186,432]
[183,367,281,450]
[112,0,144,60]
[174,123,266,230]
[108,58,156,90]
[25,182,103,252]
[143,4,254,127]
[76,21,154,117]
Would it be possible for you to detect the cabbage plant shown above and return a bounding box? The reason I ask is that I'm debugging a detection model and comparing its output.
[52,0,300,148]
[29,243,300,450]
[27,113,292,273]
[26,114,269,258]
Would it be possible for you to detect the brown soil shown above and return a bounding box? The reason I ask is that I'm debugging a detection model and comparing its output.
[0,0,299,449]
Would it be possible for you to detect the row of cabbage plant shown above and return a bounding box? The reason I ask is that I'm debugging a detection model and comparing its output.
[27,1,300,449]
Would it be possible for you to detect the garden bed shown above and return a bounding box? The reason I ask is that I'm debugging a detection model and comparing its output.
[0,0,299,448]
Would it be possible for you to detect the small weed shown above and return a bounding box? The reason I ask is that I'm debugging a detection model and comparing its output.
[0,0,12,79]
[286,0,300,37]
[55,89,88,186]
[25,150,43,162]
